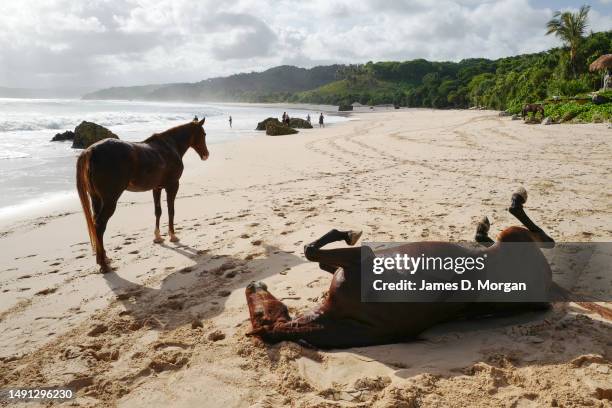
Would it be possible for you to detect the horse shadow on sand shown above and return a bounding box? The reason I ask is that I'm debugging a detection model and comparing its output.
[102,242,306,331]
[328,304,612,380]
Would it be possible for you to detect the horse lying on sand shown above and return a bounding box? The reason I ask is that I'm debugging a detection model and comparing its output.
[76,118,209,273]
[522,103,544,119]
[245,188,560,348]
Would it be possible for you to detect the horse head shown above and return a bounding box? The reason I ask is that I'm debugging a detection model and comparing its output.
[190,118,209,161]
[245,281,290,336]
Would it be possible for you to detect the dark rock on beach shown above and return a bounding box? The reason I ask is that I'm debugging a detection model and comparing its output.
[51,130,75,142]
[338,104,353,111]
[266,122,298,136]
[592,94,609,105]
[72,121,119,149]
[288,117,313,129]
[256,117,283,131]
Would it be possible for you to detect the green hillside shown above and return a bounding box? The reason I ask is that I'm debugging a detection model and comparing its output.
[289,30,611,113]
[83,65,342,102]
[292,77,405,106]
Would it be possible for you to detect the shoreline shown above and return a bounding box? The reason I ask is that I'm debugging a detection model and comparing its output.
[1,109,610,407]
[0,101,351,228]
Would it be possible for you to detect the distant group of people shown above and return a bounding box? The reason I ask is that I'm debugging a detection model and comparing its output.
[282,112,324,128]
[214,112,326,130]
[282,112,291,125]
[193,112,325,127]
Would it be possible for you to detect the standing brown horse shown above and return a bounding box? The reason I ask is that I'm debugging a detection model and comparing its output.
[76,118,209,273]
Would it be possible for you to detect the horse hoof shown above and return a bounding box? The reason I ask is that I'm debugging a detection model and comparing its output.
[100,265,111,274]
[170,235,180,243]
[346,230,363,246]
[153,236,164,244]
[514,187,528,203]
[476,216,490,234]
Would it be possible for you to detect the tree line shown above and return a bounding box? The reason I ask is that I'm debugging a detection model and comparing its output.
[290,6,610,113]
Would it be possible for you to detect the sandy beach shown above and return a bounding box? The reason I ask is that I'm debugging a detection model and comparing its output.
[1,109,611,407]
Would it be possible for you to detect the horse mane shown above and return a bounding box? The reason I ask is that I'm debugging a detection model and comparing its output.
[144,121,195,143]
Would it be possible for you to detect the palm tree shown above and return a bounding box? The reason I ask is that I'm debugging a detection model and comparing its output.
[546,5,590,77]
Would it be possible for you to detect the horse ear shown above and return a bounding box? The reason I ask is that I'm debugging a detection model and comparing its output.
[198,118,205,126]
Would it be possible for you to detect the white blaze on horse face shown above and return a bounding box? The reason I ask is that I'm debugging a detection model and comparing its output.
[199,131,209,160]
[191,120,208,160]
[334,268,345,284]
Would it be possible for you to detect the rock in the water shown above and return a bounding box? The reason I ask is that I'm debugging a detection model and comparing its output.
[338,104,353,111]
[542,116,553,125]
[511,114,520,120]
[51,130,75,142]
[266,122,298,136]
[288,118,313,129]
[498,111,510,117]
[72,121,119,149]
[256,117,282,131]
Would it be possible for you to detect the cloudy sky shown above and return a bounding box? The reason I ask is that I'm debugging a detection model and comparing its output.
[0,0,610,89]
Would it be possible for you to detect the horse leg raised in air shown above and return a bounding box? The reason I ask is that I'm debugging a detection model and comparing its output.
[246,188,562,349]
[76,118,209,273]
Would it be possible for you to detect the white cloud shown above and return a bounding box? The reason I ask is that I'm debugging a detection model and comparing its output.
[0,0,610,88]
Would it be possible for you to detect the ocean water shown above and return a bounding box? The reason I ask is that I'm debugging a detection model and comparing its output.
[0,98,346,220]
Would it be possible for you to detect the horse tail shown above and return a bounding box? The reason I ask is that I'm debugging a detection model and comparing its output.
[551,283,612,320]
[76,149,98,252]
[577,302,612,320]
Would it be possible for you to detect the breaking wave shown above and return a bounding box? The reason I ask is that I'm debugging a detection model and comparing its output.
[0,150,30,160]
[0,111,222,133]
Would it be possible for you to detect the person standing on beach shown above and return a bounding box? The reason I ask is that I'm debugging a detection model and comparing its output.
[319,113,324,128]
[229,115,233,128]
[282,112,287,125]
[306,114,311,124]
